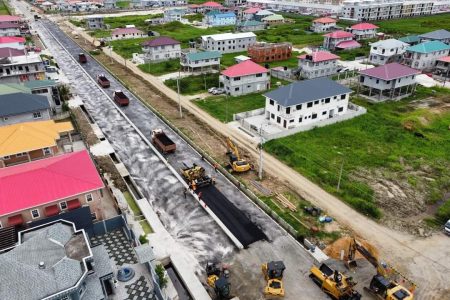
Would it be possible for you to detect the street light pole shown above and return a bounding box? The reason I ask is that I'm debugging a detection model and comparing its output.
[258,125,265,180]
[177,69,183,118]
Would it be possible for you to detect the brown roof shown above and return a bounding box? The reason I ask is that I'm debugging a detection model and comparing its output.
[142,36,180,47]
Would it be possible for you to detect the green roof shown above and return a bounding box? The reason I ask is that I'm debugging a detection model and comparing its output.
[0,83,31,96]
[238,20,264,27]
[398,35,419,43]
[406,40,450,54]
[24,80,57,89]
[186,51,222,61]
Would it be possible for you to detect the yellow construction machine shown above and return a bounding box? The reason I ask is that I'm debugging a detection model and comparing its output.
[261,261,285,297]
[346,238,415,300]
[205,261,231,299]
[180,163,214,190]
[309,263,361,300]
[226,137,252,173]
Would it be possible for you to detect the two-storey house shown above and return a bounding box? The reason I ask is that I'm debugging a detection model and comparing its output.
[203,11,236,27]
[180,50,221,72]
[0,93,52,127]
[310,17,336,33]
[164,8,186,22]
[86,16,104,30]
[142,36,181,62]
[297,51,340,79]
[404,40,450,71]
[201,32,257,54]
[0,51,45,83]
[369,39,409,65]
[434,56,450,77]
[419,29,450,44]
[264,78,352,129]
[323,30,360,51]
[349,23,379,40]
[221,60,269,96]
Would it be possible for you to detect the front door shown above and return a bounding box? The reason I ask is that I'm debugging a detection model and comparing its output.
[329,109,335,118]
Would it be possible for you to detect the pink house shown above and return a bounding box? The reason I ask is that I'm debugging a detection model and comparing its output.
[323,30,361,51]
[350,23,379,40]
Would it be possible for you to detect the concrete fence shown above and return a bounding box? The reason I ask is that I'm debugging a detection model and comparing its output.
[233,107,265,121]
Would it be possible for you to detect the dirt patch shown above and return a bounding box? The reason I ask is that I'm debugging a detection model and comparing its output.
[324,236,379,261]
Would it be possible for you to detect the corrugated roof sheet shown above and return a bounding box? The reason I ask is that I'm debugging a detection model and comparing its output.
[222,59,268,77]
[398,35,420,44]
[323,30,354,39]
[298,51,340,62]
[351,22,379,30]
[24,80,57,89]
[0,92,49,118]
[370,38,409,48]
[186,50,222,61]
[0,83,31,95]
[406,40,450,54]
[313,17,336,24]
[360,62,420,80]
[419,29,450,40]
[142,36,180,47]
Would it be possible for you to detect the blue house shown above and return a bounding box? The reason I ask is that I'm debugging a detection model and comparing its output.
[203,11,236,27]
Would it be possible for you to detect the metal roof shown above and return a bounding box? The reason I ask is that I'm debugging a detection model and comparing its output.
[419,29,450,41]
[370,38,409,48]
[406,40,450,54]
[264,78,352,107]
[201,32,256,41]
[359,62,420,80]
[0,92,49,118]
[398,35,420,44]
[24,79,57,89]
[0,83,31,95]
[186,50,222,61]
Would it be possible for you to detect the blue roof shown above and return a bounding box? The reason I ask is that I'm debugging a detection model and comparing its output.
[398,35,419,44]
[207,11,236,18]
[24,80,57,89]
[186,51,222,61]
[0,92,50,118]
[406,40,450,54]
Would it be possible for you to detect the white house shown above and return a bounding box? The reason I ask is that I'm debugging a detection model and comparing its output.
[180,50,221,72]
[0,23,20,37]
[404,40,450,71]
[264,78,352,129]
[310,17,336,33]
[110,27,145,40]
[221,60,269,96]
[0,36,25,50]
[349,23,379,40]
[323,30,360,51]
[86,16,104,30]
[297,51,340,79]
[164,8,186,22]
[142,36,181,62]
[359,63,420,101]
[203,11,236,27]
[201,32,257,54]
[369,39,409,65]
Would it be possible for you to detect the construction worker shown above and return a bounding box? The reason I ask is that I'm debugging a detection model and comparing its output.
[183,188,187,199]
[198,192,203,199]
[214,163,218,172]
[192,182,197,191]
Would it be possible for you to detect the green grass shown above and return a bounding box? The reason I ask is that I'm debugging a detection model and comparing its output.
[138,59,180,76]
[89,29,111,38]
[337,43,371,61]
[375,13,450,35]
[165,73,219,95]
[261,51,304,69]
[0,0,9,14]
[110,37,149,58]
[184,13,203,23]
[194,92,266,122]
[139,220,153,234]
[123,191,142,216]
[220,51,248,67]
[103,13,163,30]
[116,0,130,8]
[264,86,450,219]
[69,19,85,27]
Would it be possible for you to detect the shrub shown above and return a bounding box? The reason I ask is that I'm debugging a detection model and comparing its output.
[139,234,148,245]
[436,200,450,224]
[155,264,168,288]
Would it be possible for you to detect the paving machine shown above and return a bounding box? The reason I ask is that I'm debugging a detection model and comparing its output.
[262,261,285,297]
[346,238,414,300]
[226,137,252,173]
[309,263,361,300]
[206,261,231,299]
[180,163,214,190]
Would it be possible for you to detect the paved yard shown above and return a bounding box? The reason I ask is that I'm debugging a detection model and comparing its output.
[91,229,138,265]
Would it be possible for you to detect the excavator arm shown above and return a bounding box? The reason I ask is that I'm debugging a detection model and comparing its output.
[226,137,241,161]
[348,239,387,276]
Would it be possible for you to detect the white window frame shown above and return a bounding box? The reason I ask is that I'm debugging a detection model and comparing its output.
[31,209,40,219]
[16,152,25,157]
[60,201,67,210]
[85,193,93,202]
[3,155,10,160]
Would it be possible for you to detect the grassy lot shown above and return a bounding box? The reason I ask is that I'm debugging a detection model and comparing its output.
[337,43,371,61]
[195,92,266,122]
[138,59,180,76]
[89,30,111,39]
[110,37,149,58]
[69,19,85,27]
[139,220,153,234]
[257,26,323,48]
[165,73,219,95]
[375,13,450,35]
[104,13,163,29]
[123,191,142,216]
[116,0,130,8]
[264,86,450,220]
[221,51,247,67]
[262,51,304,69]
[0,0,9,14]
[184,13,203,23]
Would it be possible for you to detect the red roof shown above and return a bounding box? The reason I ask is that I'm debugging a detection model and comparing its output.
[202,1,223,7]
[112,27,143,36]
[298,51,340,62]
[0,23,19,29]
[323,30,354,39]
[0,36,25,44]
[244,7,261,14]
[336,40,361,49]
[0,47,25,57]
[437,56,450,63]
[0,150,104,216]
[351,23,379,30]
[222,60,268,77]
[359,63,420,80]
[142,36,180,47]
[313,17,336,24]
[0,15,21,22]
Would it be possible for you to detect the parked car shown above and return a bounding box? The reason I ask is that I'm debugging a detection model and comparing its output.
[445,219,450,236]
[208,87,217,93]
[212,88,225,95]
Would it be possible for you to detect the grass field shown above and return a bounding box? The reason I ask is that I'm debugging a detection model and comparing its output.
[110,37,149,58]
[89,30,111,38]
[104,13,163,29]
[138,59,180,76]
[165,73,219,95]
[375,13,450,35]
[123,191,142,215]
[0,0,9,14]
[337,43,371,61]
[184,13,203,23]
[264,86,450,219]
[221,51,247,67]
[116,0,130,8]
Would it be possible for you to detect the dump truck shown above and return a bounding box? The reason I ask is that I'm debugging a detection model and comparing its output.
[151,129,176,153]
[78,53,87,63]
[97,74,110,88]
[180,163,214,190]
[112,90,129,106]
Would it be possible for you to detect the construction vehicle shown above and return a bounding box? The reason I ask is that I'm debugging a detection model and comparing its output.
[205,261,231,299]
[78,53,87,63]
[225,137,252,173]
[346,238,414,300]
[261,261,285,297]
[309,263,361,300]
[113,90,129,106]
[180,163,214,190]
[97,74,110,88]
[151,129,176,153]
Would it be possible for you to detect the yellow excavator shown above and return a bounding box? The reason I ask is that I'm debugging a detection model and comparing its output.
[309,263,361,300]
[226,137,252,173]
[206,261,231,299]
[262,261,285,297]
[346,238,415,300]
[180,163,214,190]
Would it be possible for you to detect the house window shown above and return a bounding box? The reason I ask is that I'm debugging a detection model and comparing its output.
[322,111,327,115]
[235,87,239,91]
[33,111,42,119]
[3,155,10,160]
[31,209,40,219]
[234,77,241,81]
[270,113,274,119]
[338,107,344,112]
[60,201,67,210]
[325,98,330,103]
[286,107,291,114]
[299,117,302,123]
[269,99,274,106]
[43,147,52,155]
[314,100,319,105]
[276,116,281,123]
[312,113,317,119]
[307,102,313,108]
[341,94,346,100]
[289,119,294,123]
[376,79,380,84]
[16,153,26,157]
[86,193,93,202]
[296,104,302,110]
[91,212,97,220]
[256,73,262,77]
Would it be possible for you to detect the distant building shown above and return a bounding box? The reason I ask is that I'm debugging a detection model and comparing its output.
[0,220,114,300]
[404,40,450,71]
[164,8,186,22]
[264,78,352,129]
[323,30,360,51]
[434,56,450,77]
[261,14,285,25]
[180,50,222,72]
[86,16,104,30]
[297,51,340,79]
[349,22,379,40]
[221,60,270,96]
[0,22,20,37]
[111,27,145,40]
[0,51,45,83]
[203,11,236,27]
[201,32,257,53]
[369,39,409,65]
[201,1,223,12]
[248,42,292,63]
[310,17,337,33]
[243,7,261,20]
[224,0,246,6]
[0,93,51,126]
[237,20,265,32]
[142,36,181,61]
[398,35,420,46]
[359,63,420,101]
[0,150,105,226]
[254,9,274,21]
[0,36,25,50]
[104,0,117,9]
[0,120,73,167]
[418,29,450,44]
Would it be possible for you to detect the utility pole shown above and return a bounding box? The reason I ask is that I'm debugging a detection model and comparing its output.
[258,126,265,180]
[177,69,183,118]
